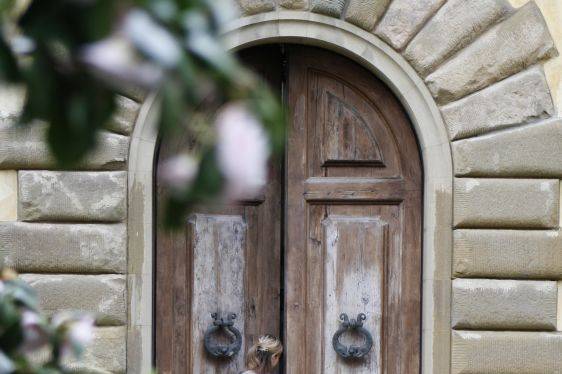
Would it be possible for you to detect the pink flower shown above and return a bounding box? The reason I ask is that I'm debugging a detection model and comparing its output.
[67,315,94,349]
[122,9,181,68]
[80,36,163,89]
[52,313,94,359]
[158,154,199,192]
[215,103,270,200]
[20,310,47,352]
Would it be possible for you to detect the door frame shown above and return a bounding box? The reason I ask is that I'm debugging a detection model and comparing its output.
[127,12,453,374]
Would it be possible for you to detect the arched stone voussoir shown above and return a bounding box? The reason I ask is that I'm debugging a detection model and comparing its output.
[310,0,346,17]
[441,65,554,141]
[374,0,446,51]
[278,0,307,9]
[425,1,557,104]
[344,0,391,31]
[404,0,513,77]
[237,0,275,16]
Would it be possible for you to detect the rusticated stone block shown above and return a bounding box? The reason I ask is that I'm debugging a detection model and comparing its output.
[64,327,126,373]
[0,222,126,273]
[556,281,562,331]
[452,331,562,374]
[452,278,557,330]
[454,178,559,229]
[405,0,512,77]
[20,274,126,326]
[310,0,345,17]
[441,66,554,140]
[426,2,557,103]
[454,229,562,279]
[237,0,275,15]
[279,0,307,9]
[0,83,25,126]
[0,123,129,170]
[18,171,126,222]
[453,119,562,177]
[106,95,140,135]
[344,0,390,31]
[0,170,17,221]
[375,0,446,50]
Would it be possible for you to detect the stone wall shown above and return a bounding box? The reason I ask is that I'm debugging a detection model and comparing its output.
[1,0,562,372]
[0,90,139,373]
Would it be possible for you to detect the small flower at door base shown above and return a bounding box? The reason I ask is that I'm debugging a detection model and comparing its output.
[52,312,95,359]
[20,310,48,353]
[215,103,271,201]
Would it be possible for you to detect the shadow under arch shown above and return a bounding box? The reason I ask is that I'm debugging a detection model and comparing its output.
[127,11,453,374]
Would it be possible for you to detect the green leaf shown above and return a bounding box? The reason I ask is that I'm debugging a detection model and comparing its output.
[0,0,16,15]
[46,83,115,167]
[0,36,21,82]
[6,279,38,310]
[159,80,184,136]
[0,296,19,327]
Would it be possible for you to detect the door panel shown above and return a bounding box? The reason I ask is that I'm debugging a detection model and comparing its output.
[155,44,422,374]
[286,46,422,374]
[188,214,246,372]
[320,214,387,373]
[311,71,401,177]
[155,46,283,374]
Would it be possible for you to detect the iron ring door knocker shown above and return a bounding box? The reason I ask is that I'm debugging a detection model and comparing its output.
[332,313,373,359]
[204,312,242,359]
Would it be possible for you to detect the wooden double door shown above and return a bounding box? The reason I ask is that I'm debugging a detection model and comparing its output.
[156,45,422,374]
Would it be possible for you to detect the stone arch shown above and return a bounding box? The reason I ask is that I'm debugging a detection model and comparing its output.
[126,2,561,373]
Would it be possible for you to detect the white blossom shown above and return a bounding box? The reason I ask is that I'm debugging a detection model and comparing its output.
[20,310,47,352]
[52,313,94,359]
[123,9,182,68]
[158,154,199,192]
[67,315,94,349]
[80,35,163,88]
[21,310,40,327]
[215,103,270,200]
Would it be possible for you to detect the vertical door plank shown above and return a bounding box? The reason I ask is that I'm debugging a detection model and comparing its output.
[189,214,247,373]
[322,216,386,373]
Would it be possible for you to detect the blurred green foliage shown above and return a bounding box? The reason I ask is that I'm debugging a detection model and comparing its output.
[0,0,286,227]
[0,268,94,373]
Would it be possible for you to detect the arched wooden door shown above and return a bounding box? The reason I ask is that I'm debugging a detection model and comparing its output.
[155,45,422,374]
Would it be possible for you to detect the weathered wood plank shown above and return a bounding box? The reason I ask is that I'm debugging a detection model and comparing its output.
[322,216,386,373]
[189,214,247,373]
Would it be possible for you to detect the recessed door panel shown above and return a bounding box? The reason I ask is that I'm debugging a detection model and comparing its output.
[286,46,422,374]
[321,215,387,373]
[188,214,246,372]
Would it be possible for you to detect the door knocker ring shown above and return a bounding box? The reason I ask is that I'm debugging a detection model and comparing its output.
[332,313,373,359]
[204,312,242,359]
